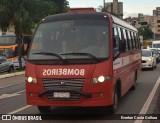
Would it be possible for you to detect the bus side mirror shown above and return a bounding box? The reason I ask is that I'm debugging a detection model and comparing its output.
[120,39,126,52]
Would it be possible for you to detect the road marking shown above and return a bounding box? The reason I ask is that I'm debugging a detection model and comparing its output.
[0,71,25,79]
[8,105,32,114]
[0,90,25,100]
[0,82,24,89]
[15,90,26,94]
[134,76,160,123]
[0,93,20,100]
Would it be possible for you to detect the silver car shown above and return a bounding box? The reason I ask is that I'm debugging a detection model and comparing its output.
[0,56,14,73]
[13,57,26,70]
[141,49,157,70]
[150,48,160,63]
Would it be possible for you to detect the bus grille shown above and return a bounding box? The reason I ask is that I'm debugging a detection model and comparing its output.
[42,79,85,101]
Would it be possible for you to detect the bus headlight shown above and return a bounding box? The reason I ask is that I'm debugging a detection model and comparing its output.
[26,77,37,84]
[91,76,112,84]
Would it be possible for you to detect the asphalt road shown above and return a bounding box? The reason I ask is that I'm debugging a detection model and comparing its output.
[0,64,160,123]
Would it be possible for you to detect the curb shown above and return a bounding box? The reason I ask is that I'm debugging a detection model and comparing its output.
[0,71,25,79]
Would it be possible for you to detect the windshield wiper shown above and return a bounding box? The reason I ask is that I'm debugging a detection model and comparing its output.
[33,52,64,62]
[60,52,100,62]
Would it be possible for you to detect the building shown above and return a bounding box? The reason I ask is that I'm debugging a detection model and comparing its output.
[104,0,123,19]
[152,16,160,39]
[153,7,160,16]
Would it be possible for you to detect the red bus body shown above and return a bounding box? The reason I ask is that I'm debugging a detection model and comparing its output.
[68,8,96,13]
[25,10,141,112]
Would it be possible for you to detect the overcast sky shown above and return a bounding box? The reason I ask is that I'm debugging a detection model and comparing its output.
[67,0,160,18]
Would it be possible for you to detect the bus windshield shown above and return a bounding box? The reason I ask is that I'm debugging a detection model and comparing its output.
[28,20,109,64]
[152,43,160,48]
[0,36,16,45]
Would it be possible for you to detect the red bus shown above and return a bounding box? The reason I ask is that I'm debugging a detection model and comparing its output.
[25,11,141,113]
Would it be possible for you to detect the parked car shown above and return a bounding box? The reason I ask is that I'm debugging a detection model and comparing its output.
[150,48,160,63]
[0,56,14,73]
[141,49,156,70]
[13,57,26,70]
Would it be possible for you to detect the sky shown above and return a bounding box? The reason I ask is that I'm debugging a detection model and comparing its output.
[67,0,160,18]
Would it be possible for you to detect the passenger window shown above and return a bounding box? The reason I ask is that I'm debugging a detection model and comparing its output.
[135,33,140,49]
[130,32,135,50]
[133,32,137,49]
[117,27,122,40]
[122,29,129,51]
[127,31,133,50]
[113,27,120,56]
[125,30,130,50]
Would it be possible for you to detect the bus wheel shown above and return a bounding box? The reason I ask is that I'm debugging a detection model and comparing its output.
[109,87,119,114]
[37,106,51,113]
[131,72,137,90]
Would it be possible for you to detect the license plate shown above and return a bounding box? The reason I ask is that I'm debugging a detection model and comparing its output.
[53,92,70,98]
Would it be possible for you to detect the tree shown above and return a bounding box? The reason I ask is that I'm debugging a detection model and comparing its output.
[97,5,108,12]
[138,25,153,40]
[0,0,69,69]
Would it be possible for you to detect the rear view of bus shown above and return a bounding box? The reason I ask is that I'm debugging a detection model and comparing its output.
[0,35,31,61]
[26,11,141,113]
[0,35,18,60]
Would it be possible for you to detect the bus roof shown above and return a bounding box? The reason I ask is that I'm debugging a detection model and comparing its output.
[42,12,110,22]
[68,8,96,13]
[111,15,137,32]
[41,12,137,32]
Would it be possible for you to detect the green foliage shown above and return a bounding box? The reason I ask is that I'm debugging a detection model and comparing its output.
[0,0,69,35]
[97,5,108,12]
[138,25,153,40]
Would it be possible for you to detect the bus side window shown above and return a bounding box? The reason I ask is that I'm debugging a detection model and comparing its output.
[113,27,120,57]
[128,31,133,50]
[122,29,128,51]
[135,33,140,49]
[117,27,122,40]
[119,27,126,52]
[125,30,130,50]
[133,32,137,49]
[130,32,135,50]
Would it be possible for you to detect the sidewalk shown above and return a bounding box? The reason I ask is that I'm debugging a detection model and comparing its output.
[0,71,25,79]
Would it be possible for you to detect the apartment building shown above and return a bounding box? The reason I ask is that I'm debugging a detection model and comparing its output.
[153,7,160,16]
[104,0,123,19]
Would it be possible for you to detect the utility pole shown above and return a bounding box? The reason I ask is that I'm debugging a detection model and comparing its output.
[103,0,105,9]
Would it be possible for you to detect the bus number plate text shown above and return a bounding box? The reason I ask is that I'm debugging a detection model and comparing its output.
[53,92,70,98]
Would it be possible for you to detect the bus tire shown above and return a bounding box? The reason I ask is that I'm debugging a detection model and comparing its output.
[131,71,137,90]
[109,86,119,114]
[37,106,51,113]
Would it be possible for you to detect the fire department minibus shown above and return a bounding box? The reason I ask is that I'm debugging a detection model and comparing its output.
[26,11,141,113]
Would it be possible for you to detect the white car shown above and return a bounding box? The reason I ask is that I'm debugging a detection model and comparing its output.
[13,57,26,70]
[141,49,156,70]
